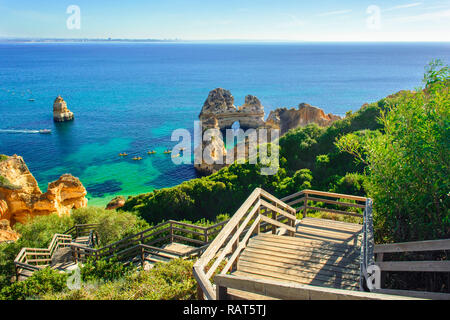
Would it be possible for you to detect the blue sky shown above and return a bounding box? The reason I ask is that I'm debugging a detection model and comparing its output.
[0,0,449,41]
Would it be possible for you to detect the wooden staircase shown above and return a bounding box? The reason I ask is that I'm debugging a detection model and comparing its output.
[233,218,362,292]
[193,188,376,300]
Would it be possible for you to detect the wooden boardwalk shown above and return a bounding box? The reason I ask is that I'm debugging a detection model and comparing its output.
[232,218,362,293]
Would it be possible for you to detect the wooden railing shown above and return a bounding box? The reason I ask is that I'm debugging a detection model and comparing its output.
[64,223,98,239]
[69,220,228,264]
[193,188,297,300]
[281,189,373,291]
[14,220,228,279]
[280,189,367,218]
[14,233,72,279]
[373,238,450,299]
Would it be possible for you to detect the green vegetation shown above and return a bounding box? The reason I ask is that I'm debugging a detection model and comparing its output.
[0,268,67,300]
[0,208,149,288]
[0,154,8,162]
[80,257,134,283]
[123,89,384,224]
[337,60,450,242]
[43,259,197,300]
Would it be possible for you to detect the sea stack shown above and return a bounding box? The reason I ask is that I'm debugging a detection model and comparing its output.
[53,96,74,122]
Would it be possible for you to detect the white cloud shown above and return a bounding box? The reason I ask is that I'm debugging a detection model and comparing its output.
[316,9,352,17]
[384,2,422,12]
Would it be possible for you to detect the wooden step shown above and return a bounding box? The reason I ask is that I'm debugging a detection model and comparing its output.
[245,240,360,268]
[249,235,360,255]
[237,260,359,289]
[240,248,360,273]
[234,265,359,290]
[238,254,360,279]
[300,217,362,232]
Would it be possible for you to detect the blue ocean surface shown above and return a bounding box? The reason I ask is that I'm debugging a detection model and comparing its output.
[0,42,449,206]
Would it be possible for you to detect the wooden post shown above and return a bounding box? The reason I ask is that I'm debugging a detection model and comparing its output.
[272,203,278,234]
[257,200,261,235]
[140,234,145,267]
[216,284,228,300]
[197,284,204,300]
[232,226,238,270]
[376,253,385,289]
[203,228,209,244]
[303,193,308,218]
[170,222,174,243]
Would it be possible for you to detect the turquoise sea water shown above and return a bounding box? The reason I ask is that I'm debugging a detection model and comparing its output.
[0,42,449,206]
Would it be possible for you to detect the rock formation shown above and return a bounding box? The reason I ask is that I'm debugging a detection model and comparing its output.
[53,96,74,122]
[106,196,126,210]
[195,89,341,175]
[266,103,341,134]
[0,219,20,242]
[0,154,87,226]
[194,116,227,175]
[199,88,265,130]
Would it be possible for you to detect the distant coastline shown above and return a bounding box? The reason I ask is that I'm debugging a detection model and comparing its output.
[0,38,181,43]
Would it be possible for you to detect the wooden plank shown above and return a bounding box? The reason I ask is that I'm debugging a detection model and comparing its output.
[296,225,361,238]
[280,190,305,202]
[260,199,296,221]
[241,247,360,272]
[301,190,367,202]
[249,236,360,258]
[214,274,421,300]
[205,202,260,279]
[196,188,260,266]
[301,217,363,231]
[171,234,206,245]
[377,261,450,272]
[373,289,450,300]
[306,196,366,209]
[236,263,360,290]
[306,206,362,217]
[193,266,216,300]
[221,216,262,275]
[374,239,450,253]
[172,227,205,237]
[238,254,360,279]
[260,215,296,233]
[242,247,360,271]
[259,189,296,213]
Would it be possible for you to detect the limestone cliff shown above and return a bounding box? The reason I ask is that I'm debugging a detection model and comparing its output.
[106,196,126,210]
[266,103,341,134]
[194,117,227,175]
[195,89,341,175]
[53,96,74,122]
[199,88,265,129]
[0,154,87,226]
[0,219,20,242]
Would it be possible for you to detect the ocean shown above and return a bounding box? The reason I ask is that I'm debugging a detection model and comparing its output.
[0,42,449,206]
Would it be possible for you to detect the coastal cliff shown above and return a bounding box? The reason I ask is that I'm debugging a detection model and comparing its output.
[266,103,341,134]
[53,96,74,122]
[0,154,88,226]
[199,88,265,130]
[195,89,341,175]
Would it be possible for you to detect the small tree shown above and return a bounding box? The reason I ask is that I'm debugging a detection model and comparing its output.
[337,61,450,242]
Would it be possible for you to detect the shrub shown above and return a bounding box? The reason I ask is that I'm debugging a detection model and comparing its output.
[43,259,197,300]
[80,257,133,283]
[0,268,67,300]
[337,61,450,242]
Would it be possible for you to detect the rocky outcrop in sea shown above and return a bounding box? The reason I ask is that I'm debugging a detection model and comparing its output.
[195,89,341,175]
[53,96,74,122]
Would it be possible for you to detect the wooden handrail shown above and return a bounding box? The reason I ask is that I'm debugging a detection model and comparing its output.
[281,189,366,216]
[193,188,297,300]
